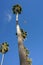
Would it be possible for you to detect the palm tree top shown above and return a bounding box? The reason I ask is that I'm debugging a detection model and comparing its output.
[12,4,22,14]
[0,42,9,54]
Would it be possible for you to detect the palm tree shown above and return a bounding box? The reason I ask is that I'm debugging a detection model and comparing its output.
[12,4,22,25]
[12,4,32,65]
[0,42,9,65]
[12,4,22,14]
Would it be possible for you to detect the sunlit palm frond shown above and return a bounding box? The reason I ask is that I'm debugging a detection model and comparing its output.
[12,4,22,14]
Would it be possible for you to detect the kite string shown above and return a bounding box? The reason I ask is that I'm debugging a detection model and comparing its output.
[0,54,4,65]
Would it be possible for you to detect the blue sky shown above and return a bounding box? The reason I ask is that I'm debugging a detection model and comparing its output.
[0,0,43,65]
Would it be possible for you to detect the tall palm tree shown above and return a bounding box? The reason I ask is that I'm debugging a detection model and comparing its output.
[0,42,9,65]
[12,4,32,65]
[12,4,22,25]
[12,4,22,14]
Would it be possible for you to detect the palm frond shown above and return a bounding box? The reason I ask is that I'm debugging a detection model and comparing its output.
[12,4,22,14]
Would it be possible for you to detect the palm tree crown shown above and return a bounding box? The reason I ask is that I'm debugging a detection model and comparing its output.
[0,42,9,54]
[12,4,22,14]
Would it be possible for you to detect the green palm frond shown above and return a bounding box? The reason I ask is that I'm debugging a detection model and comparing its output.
[27,58,32,65]
[0,44,2,52]
[20,29,27,39]
[0,42,9,54]
[24,47,30,55]
[12,4,22,14]
[16,28,27,40]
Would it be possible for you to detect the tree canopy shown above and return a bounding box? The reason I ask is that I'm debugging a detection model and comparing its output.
[0,42,9,54]
[12,4,22,14]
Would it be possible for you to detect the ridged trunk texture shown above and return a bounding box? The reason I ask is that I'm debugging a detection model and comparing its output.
[18,36,30,65]
[16,25,32,65]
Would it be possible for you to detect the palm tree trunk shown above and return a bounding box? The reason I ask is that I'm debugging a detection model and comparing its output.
[16,25,32,65]
[16,12,32,65]
[18,35,30,65]
[16,13,18,25]
[1,54,4,65]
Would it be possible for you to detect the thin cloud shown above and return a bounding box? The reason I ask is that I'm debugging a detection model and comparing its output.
[6,13,12,22]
